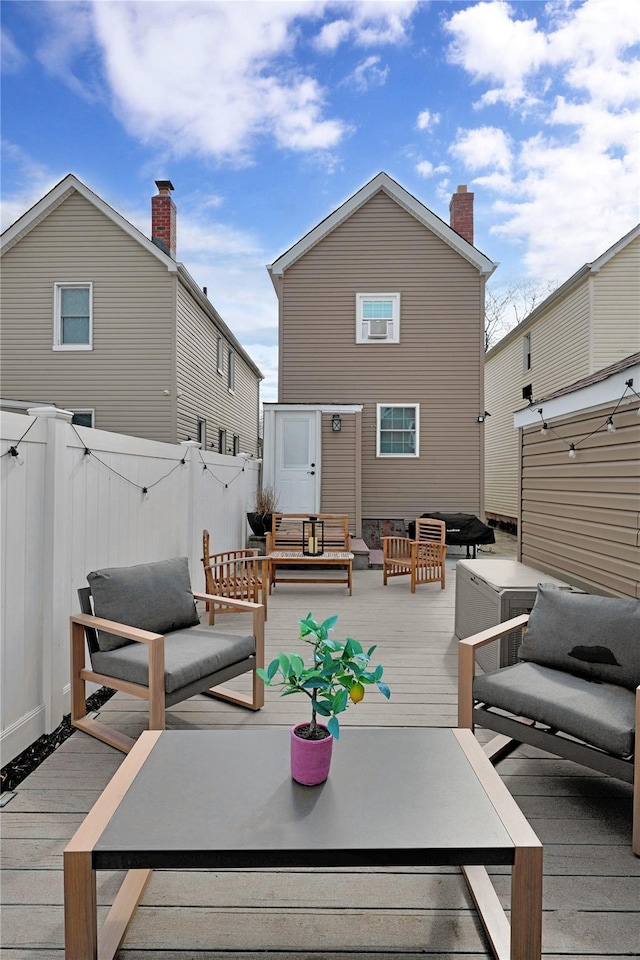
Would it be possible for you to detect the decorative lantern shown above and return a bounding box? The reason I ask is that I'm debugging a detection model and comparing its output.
[302,516,324,556]
[331,413,342,432]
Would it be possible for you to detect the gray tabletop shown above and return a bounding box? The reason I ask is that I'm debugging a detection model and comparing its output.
[94,729,514,870]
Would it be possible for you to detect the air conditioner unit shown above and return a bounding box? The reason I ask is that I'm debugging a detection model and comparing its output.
[455,559,585,673]
[367,318,388,339]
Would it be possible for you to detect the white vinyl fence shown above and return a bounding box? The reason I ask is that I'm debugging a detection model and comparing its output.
[1,407,260,765]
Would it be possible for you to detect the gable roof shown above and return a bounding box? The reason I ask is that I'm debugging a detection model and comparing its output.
[267,171,497,284]
[486,221,640,360]
[1,174,263,380]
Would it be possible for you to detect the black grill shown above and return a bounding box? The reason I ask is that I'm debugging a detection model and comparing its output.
[408,513,495,559]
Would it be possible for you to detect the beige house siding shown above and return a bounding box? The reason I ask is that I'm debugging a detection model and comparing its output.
[592,236,640,369]
[0,191,175,442]
[279,191,485,520]
[519,403,640,598]
[175,284,259,454]
[319,411,358,528]
[485,236,640,527]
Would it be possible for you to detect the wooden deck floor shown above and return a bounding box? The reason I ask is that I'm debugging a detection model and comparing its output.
[2,557,639,958]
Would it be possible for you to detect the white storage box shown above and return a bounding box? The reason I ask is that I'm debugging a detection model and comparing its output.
[455,559,583,673]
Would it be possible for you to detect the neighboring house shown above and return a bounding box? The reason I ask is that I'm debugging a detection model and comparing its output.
[485,224,640,528]
[0,175,263,453]
[513,353,640,599]
[263,172,497,541]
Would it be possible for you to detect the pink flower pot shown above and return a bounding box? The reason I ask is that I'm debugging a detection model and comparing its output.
[290,722,333,785]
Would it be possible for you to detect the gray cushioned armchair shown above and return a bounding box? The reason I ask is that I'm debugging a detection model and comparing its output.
[458,586,640,855]
[70,557,264,753]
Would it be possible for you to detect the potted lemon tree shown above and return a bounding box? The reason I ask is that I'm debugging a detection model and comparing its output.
[258,613,390,785]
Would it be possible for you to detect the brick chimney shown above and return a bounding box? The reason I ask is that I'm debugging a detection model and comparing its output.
[151,180,176,258]
[449,184,474,246]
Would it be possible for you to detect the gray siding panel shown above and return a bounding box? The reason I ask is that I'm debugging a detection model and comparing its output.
[175,285,259,455]
[280,191,484,519]
[1,191,175,441]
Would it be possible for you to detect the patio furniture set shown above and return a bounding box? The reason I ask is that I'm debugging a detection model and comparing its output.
[64,516,639,959]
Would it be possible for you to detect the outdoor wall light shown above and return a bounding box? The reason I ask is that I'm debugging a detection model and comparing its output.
[476,411,491,423]
[331,413,342,432]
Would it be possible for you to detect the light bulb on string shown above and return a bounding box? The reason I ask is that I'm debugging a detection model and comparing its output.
[568,444,577,459]
[606,416,616,433]
[9,446,24,466]
[540,421,548,435]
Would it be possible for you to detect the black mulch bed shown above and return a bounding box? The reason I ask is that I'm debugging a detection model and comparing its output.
[1,686,116,794]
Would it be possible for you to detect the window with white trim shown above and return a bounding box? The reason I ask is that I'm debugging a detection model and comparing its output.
[356,293,400,343]
[377,404,419,457]
[217,337,224,374]
[54,282,92,349]
[218,428,227,454]
[523,333,531,371]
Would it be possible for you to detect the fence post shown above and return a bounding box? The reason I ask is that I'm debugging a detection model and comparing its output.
[180,440,202,578]
[28,406,74,734]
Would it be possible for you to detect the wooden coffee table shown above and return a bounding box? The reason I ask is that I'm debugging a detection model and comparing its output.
[64,728,542,959]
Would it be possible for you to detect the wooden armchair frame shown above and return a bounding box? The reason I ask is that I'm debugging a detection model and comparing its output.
[458,614,639,856]
[382,518,447,592]
[71,591,265,754]
[202,530,267,624]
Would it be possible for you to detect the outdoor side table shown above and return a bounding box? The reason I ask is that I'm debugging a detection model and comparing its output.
[64,728,542,959]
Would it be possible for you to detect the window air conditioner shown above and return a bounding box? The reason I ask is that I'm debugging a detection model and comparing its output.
[368,318,388,339]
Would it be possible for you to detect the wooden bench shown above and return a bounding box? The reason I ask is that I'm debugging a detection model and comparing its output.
[266,514,354,595]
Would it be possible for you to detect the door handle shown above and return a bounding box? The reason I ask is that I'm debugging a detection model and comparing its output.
[307,470,315,475]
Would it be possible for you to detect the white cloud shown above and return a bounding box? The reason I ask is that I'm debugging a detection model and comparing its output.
[445,1,547,107]
[416,109,440,131]
[37,1,347,162]
[0,143,60,230]
[1,28,27,74]
[314,2,418,51]
[450,127,513,172]
[344,55,389,91]
[444,0,640,281]
[415,159,448,179]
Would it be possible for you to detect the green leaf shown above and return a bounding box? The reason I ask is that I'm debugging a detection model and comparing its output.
[321,615,339,633]
[367,645,377,657]
[278,652,290,675]
[327,716,340,739]
[313,699,331,716]
[373,664,383,681]
[377,681,391,699]
[289,653,305,675]
[333,688,349,714]
[256,667,269,682]
[267,659,280,680]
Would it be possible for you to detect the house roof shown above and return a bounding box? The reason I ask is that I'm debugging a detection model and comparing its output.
[486,222,640,360]
[514,352,640,428]
[266,171,497,284]
[1,174,263,380]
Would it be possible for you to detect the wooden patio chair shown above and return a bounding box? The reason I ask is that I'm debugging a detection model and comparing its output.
[71,556,264,754]
[382,518,447,592]
[202,529,267,624]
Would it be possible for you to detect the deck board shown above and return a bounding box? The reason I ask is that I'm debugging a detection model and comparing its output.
[1,560,638,957]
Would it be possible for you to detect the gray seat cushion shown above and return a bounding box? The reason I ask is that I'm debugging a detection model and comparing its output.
[88,557,199,652]
[91,625,255,694]
[518,586,640,691]
[473,662,636,757]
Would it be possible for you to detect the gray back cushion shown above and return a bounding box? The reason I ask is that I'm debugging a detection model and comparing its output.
[518,585,640,690]
[88,557,199,652]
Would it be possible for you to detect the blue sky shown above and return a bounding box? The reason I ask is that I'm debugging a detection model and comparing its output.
[2,0,639,401]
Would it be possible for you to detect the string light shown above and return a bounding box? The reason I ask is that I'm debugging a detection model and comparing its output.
[536,377,638,459]
[9,446,24,466]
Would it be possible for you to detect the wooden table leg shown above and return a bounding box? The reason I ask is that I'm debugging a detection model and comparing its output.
[510,845,543,960]
[64,850,97,960]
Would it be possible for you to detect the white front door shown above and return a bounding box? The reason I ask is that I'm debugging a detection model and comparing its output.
[274,411,319,513]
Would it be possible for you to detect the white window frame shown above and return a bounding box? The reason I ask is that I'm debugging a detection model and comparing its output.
[227,349,235,392]
[376,403,419,458]
[217,337,224,374]
[356,293,400,344]
[69,409,95,428]
[53,282,93,350]
[523,333,531,371]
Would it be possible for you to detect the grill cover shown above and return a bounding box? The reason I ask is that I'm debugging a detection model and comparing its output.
[408,513,495,546]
